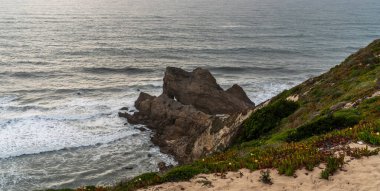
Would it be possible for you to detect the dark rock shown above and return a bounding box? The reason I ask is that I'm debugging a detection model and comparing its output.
[135,126,147,132]
[120,107,129,111]
[158,162,173,172]
[118,112,129,118]
[122,67,255,163]
[163,67,254,114]
[124,166,134,170]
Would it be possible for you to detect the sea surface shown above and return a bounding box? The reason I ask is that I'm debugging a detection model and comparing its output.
[0,0,379,190]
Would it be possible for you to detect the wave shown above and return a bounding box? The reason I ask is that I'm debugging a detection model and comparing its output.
[57,46,305,58]
[0,71,68,79]
[208,66,296,74]
[208,65,324,75]
[0,102,138,159]
[82,67,154,75]
[9,72,57,78]
[0,127,136,159]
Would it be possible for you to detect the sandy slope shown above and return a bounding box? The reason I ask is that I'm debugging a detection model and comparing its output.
[139,144,380,191]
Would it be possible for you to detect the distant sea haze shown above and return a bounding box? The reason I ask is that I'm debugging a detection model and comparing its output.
[0,0,379,190]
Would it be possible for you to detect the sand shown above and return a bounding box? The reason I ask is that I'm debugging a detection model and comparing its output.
[139,144,380,191]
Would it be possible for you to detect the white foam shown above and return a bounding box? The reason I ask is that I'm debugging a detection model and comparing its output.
[0,94,140,159]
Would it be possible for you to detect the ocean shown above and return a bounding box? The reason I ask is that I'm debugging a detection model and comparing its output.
[0,0,379,190]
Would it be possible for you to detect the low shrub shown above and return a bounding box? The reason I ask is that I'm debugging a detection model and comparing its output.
[320,155,344,180]
[358,131,380,145]
[259,169,273,185]
[161,166,206,182]
[242,99,299,141]
[286,109,361,142]
[347,147,380,158]
[112,172,161,191]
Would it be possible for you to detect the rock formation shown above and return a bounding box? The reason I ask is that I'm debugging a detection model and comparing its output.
[120,67,255,164]
[163,67,254,114]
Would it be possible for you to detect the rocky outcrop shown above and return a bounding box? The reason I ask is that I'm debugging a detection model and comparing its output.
[163,67,254,114]
[121,67,255,164]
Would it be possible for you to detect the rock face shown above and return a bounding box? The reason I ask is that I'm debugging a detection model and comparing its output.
[163,67,254,114]
[121,67,255,164]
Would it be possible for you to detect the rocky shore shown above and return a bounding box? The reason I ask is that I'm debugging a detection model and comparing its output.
[119,67,255,164]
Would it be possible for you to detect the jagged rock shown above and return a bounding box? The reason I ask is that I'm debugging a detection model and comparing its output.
[120,107,129,111]
[163,67,254,114]
[122,67,255,163]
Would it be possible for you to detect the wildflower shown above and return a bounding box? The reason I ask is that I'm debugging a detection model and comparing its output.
[377,132,380,136]
[138,178,142,181]
[202,159,205,162]
[229,162,232,165]
[255,160,258,163]
[349,128,353,130]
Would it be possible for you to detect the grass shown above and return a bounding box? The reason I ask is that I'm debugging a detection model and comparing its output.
[320,155,344,180]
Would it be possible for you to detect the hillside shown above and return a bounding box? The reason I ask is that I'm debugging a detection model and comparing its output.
[48,39,380,191]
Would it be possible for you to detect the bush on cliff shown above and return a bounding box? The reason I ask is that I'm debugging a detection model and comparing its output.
[242,99,299,141]
[286,109,361,142]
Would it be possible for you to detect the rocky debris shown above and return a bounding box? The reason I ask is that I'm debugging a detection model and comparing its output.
[120,67,255,164]
[369,91,380,99]
[286,94,299,102]
[330,102,348,112]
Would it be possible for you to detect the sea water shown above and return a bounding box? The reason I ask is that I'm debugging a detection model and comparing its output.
[0,0,379,190]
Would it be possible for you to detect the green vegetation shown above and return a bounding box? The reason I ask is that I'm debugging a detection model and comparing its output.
[286,109,361,142]
[320,155,344,180]
[241,99,299,141]
[161,166,206,182]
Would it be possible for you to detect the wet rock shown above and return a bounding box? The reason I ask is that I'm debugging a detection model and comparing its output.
[158,162,173,172]
[118,112,129,118]
[124,166,134,170]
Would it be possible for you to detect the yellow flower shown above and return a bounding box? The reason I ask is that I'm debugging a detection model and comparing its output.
[229,162,232,165]
[255,160,258,163]
[377,132,380,136]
